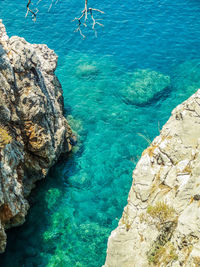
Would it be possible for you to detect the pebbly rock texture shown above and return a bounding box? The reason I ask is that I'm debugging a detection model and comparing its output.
[0,20,75,253]
[104,90,200,267]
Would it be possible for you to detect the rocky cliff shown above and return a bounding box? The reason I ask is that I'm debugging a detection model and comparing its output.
[104,90,200,266]
[0,20,75,252]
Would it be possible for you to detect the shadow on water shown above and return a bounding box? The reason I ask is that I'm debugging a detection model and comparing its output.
[120,85,172,107]
[1,153,75,267]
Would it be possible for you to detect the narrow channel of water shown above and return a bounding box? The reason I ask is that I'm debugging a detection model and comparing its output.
[0,0,200,266]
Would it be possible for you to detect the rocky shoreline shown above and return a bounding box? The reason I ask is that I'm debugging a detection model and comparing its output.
[104,90,200,266]
[1,18,200,267]
[0,20,75,252]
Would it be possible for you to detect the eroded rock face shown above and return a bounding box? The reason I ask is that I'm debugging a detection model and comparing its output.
[0,20,75,252]
[104,90,200,267]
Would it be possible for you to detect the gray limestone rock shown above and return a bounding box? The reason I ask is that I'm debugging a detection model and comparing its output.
[0,20,75,252]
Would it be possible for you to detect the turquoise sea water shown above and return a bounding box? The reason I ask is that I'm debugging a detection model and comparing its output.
[1,0,200,266]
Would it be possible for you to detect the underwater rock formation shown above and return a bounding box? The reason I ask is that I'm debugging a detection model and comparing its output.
[104,89,200,266]
[0,20,75,252]
[120,69,170,105]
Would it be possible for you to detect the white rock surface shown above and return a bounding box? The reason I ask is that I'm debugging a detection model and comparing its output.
[104,90,200,267]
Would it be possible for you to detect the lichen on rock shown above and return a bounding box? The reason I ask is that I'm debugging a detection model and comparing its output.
[0,20,75,253]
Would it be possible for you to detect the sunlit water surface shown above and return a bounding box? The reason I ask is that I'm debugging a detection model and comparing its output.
[0,0,200,266]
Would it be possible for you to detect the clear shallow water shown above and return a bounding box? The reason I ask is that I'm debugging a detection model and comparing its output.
[0,0,200,266]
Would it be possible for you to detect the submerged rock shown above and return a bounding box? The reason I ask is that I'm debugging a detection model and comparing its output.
[61,52,122,83]
[76,62,99,79]
[104,89,200,266]
[120,69,170,105]
[0,20,75,252]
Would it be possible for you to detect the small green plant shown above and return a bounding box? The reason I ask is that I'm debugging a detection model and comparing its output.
[148,244,165,265]
[147,202,176,226]
[148,242,178,266]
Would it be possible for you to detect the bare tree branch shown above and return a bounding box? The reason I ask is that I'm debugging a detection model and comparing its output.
[26,0,104,38]
[72,0,104,38]
[26,0,38,22]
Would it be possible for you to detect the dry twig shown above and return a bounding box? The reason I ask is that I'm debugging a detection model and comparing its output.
[26,0,38,21]
[26,0,104,38]
[72,0,104,38]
